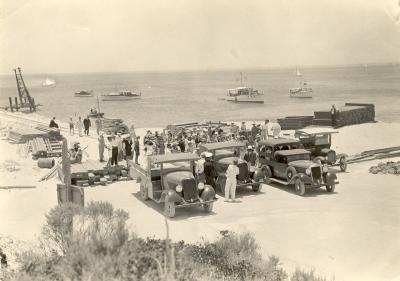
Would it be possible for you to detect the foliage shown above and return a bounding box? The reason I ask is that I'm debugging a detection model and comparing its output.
[291,268,328,281]
[6,202,326,281]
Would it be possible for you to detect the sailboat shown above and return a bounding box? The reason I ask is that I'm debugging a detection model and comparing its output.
[225,72,264,103]
[42,77,56,87]
[88,96,105,118]
[296,68,302,77]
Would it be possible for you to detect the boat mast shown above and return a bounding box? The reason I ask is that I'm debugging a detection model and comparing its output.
[240,72,243,86]
[97,95,101,113]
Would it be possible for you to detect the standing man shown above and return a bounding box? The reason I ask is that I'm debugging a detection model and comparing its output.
[116,133,124,162]
[261,120,269,140]
[122,136,133,160]
[330,105,338,127]
[49,117,59,128]
[195,153,206,183]
[134,136,140,165]
[251,123,258,143]
[244,146,257,172]
[98,133,105,162]
[110,134,119,166]
[204,152,216,189]
[83,116,91,136]
[69,117,74,136]
[76,116,84,137]
[95,116,102,135]
[225,159,239,202]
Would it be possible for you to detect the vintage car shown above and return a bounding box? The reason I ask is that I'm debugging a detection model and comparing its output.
[130,153,216,218]
[198,141,265,194]
[294,128,348,172]
[256,138,338,195]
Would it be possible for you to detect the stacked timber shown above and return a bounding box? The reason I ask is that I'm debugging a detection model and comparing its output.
[313,103,375,127]
[68,160,130,186]
[27,137,63,159]
[277,116,314,130]
[102,118,129,135]
[35,124,63,140]
[337,103,375,127]
[7,127,48,143]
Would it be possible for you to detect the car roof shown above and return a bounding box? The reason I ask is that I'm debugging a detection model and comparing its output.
[200,141,246,150]
[275,149,311,156]
[296,127,338,135]
[259,138,300,146]
[148,153,199,164]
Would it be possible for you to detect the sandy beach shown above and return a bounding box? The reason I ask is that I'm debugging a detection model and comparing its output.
[1,111,400,281]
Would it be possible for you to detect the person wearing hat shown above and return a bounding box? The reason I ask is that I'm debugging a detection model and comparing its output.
[98,132,105,162]
[83,116,91,136]
[251,123,258,143]
[225,159,239,201]
[204,152,216,189]
[195,152,206,183]
[244,145,257,172]
[70,142,82,164]
[261,120,269,140]
[122,136,133,162]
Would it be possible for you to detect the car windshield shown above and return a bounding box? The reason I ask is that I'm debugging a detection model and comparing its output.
[286,154,311,162]
[315,134,330,145]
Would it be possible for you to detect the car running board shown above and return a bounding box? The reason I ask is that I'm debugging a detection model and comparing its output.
[269,178,290,185]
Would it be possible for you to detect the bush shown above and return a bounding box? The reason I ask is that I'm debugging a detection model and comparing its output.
[291,268,328,281]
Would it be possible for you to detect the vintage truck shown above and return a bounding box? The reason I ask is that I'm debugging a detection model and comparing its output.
[256,138,338,195]
[130,153,216,218]
[198,141,265,195]
[294,128,348,172]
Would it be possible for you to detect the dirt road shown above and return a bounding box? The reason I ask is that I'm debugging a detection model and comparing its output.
[85,158,400,281]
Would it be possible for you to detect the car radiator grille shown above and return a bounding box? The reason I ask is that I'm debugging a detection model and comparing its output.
[327,151,336,163]
[182,178,197,202]
[311,166,322,180]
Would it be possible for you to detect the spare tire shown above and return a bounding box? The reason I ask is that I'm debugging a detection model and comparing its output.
[286,166,297,182]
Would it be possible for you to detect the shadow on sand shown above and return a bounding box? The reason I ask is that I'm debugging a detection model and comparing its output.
[264,181,338,198]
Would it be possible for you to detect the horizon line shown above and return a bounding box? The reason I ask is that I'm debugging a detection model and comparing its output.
[1,61,399,76]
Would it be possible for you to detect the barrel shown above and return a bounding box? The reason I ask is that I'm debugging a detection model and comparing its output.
[38,158,55,169]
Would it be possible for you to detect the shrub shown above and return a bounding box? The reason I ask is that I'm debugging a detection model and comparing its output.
[291,268,328,281]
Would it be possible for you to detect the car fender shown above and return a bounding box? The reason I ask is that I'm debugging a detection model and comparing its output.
[324,172,337,185]
[253,167,265,182]
[161,190,183,204]
[291,173,312,185]
[337,153,348,159]
[200,185,215,201]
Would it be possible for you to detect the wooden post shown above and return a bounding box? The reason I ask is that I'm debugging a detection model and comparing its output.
[61,138,72,202]
[14,97,19,111]
[8,97,13,112]
[32,98,36,112]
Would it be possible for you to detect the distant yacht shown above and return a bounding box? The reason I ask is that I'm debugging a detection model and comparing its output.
[75,90,94,97]
[101,90,141,101]
[42,77,56,87]
[290,82,313,98]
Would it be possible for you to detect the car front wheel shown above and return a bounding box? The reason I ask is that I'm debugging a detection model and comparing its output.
[203,202,214,213]
[339,157,347,172]
[326,184,335,193]
[164,199,176,218]
[252,183,261,192]
[294,179,305,196]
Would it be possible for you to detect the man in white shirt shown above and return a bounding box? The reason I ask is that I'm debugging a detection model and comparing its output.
[225,159,239,202]
[261,120,269,140]
[195,153,206,183]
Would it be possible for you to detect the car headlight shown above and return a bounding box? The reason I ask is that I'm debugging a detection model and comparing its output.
[198,182,205,190]
[176,185,183,193]
[306,168,311,175]
[323,165,329,173]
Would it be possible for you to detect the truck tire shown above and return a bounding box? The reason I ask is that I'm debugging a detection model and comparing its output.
[286,166,297,182]
[262,165,272,184]
[252,183,261,192]
[140,183,149,201]
[339,157,347,172]
[294,178,305,196]
[326,184,335,193]
[203,202,214,213]
[164,199,176,218]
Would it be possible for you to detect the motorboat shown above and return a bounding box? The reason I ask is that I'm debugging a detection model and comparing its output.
[42,77,56,87]
[290,83,313,98]
[101,90,141,101]
[74,90,94,97]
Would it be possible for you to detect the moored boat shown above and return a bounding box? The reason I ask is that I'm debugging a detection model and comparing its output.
[75,90,94,97]
[101,90,141,101]
[226,95,264,104]
[42,77,56,87]
[290,83,313,98]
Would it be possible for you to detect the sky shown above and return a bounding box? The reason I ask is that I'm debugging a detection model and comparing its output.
[0,0,399,74]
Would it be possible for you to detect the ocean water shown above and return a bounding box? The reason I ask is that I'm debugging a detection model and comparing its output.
[1,64,399,128]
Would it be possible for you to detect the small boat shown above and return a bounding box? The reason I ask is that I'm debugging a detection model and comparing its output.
[296,68,302,77]
[42,77,56,87]
[227,86,263,97]
[226,95,264,104]
[101,90,141,101]
[290,83,313,98]
[75,90,94,97]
